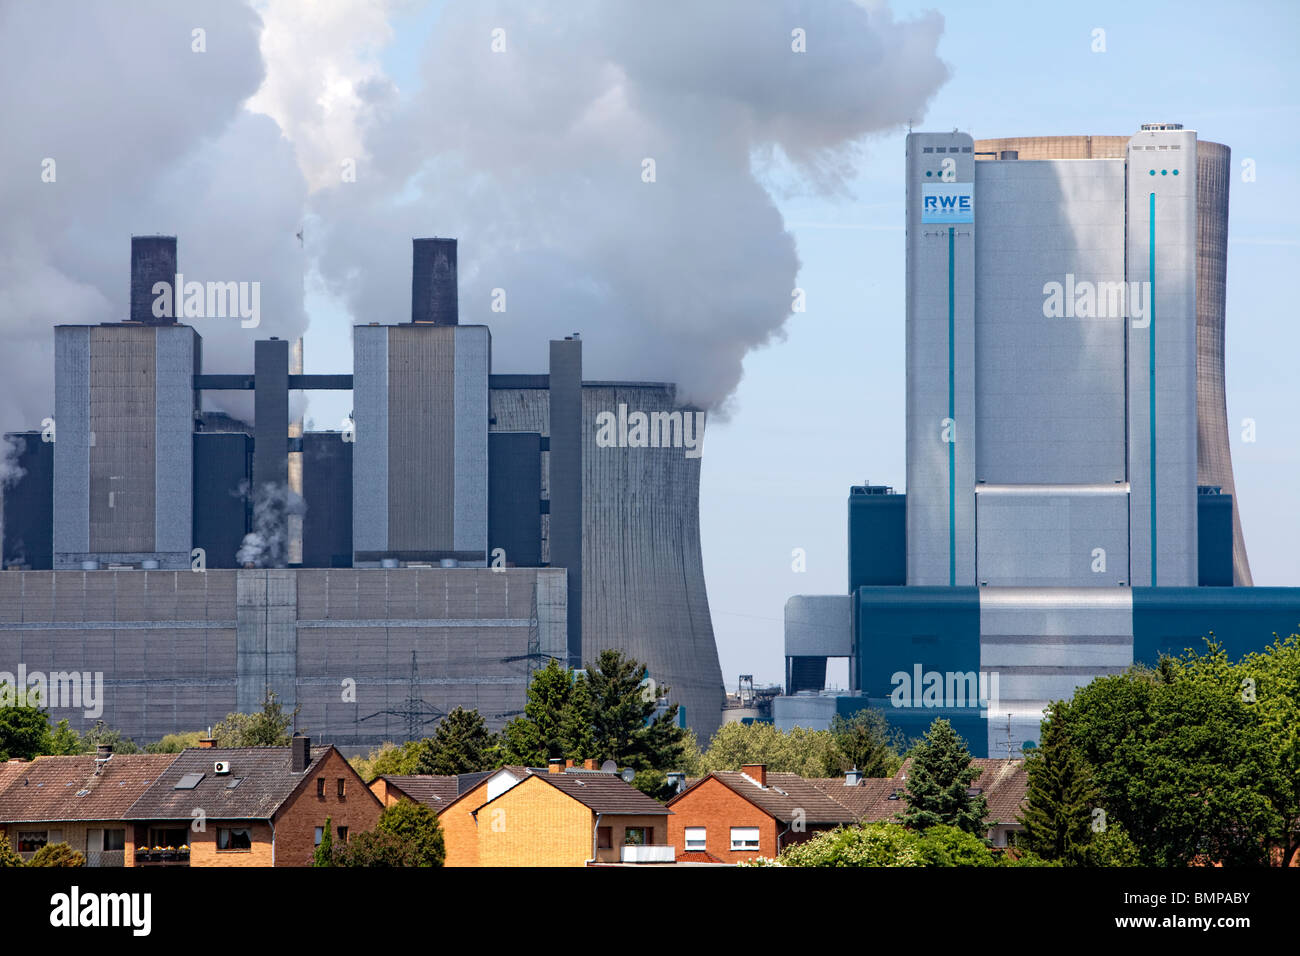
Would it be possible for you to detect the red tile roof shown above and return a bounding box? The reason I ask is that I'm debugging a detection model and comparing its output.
[0,754,179,823]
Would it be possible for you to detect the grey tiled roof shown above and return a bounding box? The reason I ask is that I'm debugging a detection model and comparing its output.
[378,775,459,807]
[124,747,331,821]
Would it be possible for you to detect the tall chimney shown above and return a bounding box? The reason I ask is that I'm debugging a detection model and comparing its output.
[129,235,177,325]
[411,237,458,325]
[291,734,311,773]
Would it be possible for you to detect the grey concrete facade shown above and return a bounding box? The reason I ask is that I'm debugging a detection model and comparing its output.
[54,324,194,570]
[351,324,389,557]
[0,567,567,752]
[581,383,725,742]
[1126,128,1199,586]
[978,587,1133,757]
[905,132,977,586]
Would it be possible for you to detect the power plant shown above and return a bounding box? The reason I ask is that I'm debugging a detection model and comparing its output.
[777,125,1300,756]
[1,236,726,749]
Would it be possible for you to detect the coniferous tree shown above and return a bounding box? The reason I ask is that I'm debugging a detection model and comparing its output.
[1017,701,1097,864]
[587,649,688,772]
[416,707,497,774]
[900,718,988,836]
[314,816,335,867]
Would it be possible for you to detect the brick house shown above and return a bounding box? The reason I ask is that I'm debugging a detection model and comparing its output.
[471,764,674,866]
[123,735,382,867]
[0,748,178,866]
[666,764,861,863]
[432,765,533,867]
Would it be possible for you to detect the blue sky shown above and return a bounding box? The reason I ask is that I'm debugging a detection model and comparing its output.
[303,0,1300,689]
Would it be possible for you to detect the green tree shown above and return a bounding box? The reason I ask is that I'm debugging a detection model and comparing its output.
[374,800,445,866]
[332,829,416,867]
[558,671,597,761]
[314,816,334,867]
[0,683,51,760]
[80,721,140,755]
[146,731,204,754]
[831,708,904,778]
[349,739,428,782]
[499,659,575,766]
[415,707,497,775]
[334,801,445,867]
[1085,821,1141,867]
[778,823,924,867]
[212,689,299,747]
[0,835,23,867]
[587,649,674,769]
[900,718,988,836]
[28,843,86,867]
[1065,641,1278,866]
[47,719,84,755]
[1237,632,1300,866]
[694,722,844,777]
[1017,701,1097,865]
[913,825,999,867]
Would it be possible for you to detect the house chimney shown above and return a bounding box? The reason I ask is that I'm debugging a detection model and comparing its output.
[742,764,767,787]
[197,738,216,749]
[129,235,178,325]
[547,758,564,774]
[291,734,311,773]
[410,237,458,325]
[845,768,863,786]
[565,759,575,769]
[93,743,113,774]
[583,759,598,771]
[666,771,686,794]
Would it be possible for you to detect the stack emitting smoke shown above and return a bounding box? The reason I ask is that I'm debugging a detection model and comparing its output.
[236,481,307,568]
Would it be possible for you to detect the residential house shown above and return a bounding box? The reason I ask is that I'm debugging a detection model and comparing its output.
[0,748,177,866]
[666,764,861,863]
[472,762,674,866]
[124,735,382,867]
[829,758,1029,847]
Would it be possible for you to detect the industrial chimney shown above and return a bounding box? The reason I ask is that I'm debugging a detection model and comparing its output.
[410,237,458,325]
[129,235,177,325]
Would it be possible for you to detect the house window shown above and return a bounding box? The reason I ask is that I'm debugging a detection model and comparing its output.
[149,827,186,849]
[317,777,326,797]
[217,827,253,851]
[597,827,612,849]
[103,829,126,852]
[730,827,760,851]
[314,827,324,847]
[16,831,48,853]
[624,827,648,846]
[684,827,706,851]
[338,826,349,844]
[337,778,345,798]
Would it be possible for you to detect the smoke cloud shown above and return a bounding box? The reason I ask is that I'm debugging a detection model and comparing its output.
[236,481,307,568]
[1,1,948,427]
[286,0,950,410]
[0,0,310,434]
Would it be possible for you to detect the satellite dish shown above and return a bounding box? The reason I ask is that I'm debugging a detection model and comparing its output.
[600,759,618,774]
[620,768,636,784]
